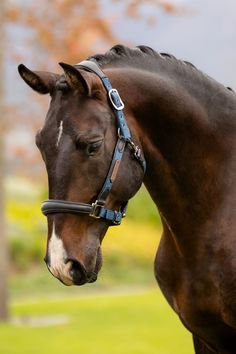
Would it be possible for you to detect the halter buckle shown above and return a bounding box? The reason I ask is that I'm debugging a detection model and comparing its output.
[128,139,141,159]
[108,89,125,111]
[89,200,104,219]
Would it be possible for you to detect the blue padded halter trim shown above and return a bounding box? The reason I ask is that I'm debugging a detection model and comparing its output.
[97,138,126,203]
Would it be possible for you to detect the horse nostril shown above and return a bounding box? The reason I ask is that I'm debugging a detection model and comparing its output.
[68,259,88,285]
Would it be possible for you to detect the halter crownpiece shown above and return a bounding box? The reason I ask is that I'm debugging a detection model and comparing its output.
[41,60,146,225]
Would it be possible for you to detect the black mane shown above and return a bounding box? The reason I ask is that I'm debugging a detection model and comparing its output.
[88,44,234,93]
[88,44,197,71]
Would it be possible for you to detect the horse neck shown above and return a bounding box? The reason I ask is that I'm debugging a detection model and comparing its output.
[108,67,236,247]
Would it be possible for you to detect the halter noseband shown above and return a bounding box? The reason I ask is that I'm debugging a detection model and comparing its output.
[41,60,146,225]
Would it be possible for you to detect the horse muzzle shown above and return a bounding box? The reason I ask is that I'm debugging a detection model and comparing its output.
[44,247,102,286]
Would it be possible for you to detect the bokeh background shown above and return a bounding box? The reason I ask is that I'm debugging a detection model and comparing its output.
[0,1,235,353]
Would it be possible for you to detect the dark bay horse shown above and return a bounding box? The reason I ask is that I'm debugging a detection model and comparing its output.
[18,45,236,353]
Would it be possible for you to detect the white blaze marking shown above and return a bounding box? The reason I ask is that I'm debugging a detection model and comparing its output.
[48,222,73,285]
[56,120,63,148]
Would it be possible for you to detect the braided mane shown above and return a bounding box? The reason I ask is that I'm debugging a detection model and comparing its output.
[87,44,234,93]
[88,44,197,70]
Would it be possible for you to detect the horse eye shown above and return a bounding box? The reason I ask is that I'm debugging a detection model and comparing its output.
[75,139,102,156]
[86,141,102,156]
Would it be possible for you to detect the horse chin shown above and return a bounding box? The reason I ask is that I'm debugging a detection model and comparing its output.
[70,246,102,286]
[58,268,98,286]
[70,271,99,286]
[85,247,102,285]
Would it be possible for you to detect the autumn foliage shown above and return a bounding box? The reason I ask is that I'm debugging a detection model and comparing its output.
[6,0,178,67]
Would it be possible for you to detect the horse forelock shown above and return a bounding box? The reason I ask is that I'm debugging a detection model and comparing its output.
[56,75,70,92]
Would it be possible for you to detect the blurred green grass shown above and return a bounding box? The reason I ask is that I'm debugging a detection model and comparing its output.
[0,290,193,354]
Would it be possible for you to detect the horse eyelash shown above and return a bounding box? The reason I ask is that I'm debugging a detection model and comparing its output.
[75,139,102,154]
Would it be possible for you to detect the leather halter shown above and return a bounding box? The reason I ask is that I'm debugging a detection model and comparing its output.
[41,60,146,225]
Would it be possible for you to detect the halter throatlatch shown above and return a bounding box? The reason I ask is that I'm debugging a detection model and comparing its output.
[41,60,146,225]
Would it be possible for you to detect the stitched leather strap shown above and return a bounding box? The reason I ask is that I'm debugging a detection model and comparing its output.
[76,60,106,79]
[41,199,126,225]
[41,200,92,215]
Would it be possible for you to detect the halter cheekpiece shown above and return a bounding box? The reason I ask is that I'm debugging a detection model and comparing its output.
[41,60,146,225]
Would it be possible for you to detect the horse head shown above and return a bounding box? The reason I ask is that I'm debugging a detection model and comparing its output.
[18,62,145,286]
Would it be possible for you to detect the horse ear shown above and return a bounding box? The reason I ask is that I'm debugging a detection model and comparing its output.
[18,64,59,94]
[59,62,90,96]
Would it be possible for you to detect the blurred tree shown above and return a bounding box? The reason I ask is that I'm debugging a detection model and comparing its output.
[6,0,178,68]
[0,0,9,322]
[6,0,117,68]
